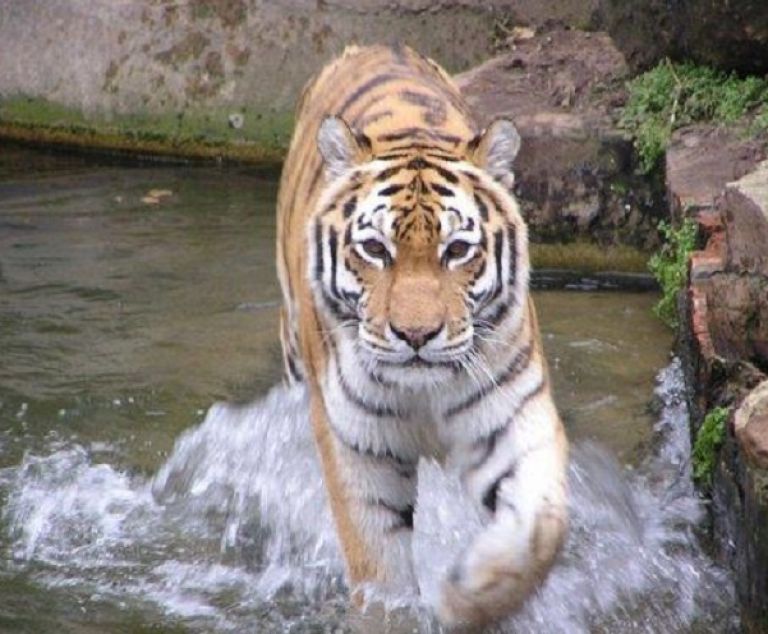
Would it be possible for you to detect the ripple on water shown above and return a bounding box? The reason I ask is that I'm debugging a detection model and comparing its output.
[0,361,738,633]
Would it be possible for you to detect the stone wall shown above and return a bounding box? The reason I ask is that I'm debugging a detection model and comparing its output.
[1,0,594,160]
[2,0,766,162]
[671,130,768,632]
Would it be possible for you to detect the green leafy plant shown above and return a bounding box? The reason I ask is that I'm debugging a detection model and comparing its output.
[692,407,729,486]
[647,218,697,328]
[620,60,768,173]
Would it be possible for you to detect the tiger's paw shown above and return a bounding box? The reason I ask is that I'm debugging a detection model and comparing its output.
[435,509,567,630]
[436,559,525,631]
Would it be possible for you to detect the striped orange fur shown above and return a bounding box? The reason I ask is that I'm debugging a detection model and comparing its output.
[276,44,568,629]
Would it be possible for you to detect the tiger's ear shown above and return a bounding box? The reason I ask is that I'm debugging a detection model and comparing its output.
[470,118,521,182]
[317,116,370,180]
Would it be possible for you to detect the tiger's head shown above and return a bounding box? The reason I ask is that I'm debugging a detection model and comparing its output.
[309,116,529,385]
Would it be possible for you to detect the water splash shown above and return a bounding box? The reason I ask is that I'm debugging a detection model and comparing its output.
[0,361,737,632]
[414,359,736,633]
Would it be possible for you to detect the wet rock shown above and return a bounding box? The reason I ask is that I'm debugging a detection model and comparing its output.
[670,130,767,421]
[712,423,768,634]
[735,381,768,471]
[677,149,768,632]
[666,126,766,223]
[724,160,768,277]
[456,28,663,248]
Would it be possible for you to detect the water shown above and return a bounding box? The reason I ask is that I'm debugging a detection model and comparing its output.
[0,146,737,632]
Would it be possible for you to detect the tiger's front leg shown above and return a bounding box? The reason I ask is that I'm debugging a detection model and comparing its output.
[308,385,419,595]
[439,396,568,629]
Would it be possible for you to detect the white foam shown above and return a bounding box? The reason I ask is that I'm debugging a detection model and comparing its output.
[0,361,737,632]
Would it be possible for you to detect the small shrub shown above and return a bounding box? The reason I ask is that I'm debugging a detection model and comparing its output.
[620,61,768,173]
[692,407,729,486]
[647,218,697,329]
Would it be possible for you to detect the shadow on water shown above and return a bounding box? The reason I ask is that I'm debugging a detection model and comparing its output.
[0,147,737,632]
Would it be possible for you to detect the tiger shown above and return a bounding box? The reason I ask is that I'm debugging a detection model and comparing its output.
[275,44,568,629]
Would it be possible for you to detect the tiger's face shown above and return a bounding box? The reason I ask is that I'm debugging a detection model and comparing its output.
[309,117,527,384]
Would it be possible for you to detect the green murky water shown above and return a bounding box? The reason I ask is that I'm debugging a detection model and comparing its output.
[0,145,687,632]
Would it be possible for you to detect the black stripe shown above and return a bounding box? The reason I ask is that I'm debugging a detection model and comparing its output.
[490,229,504,302]
[468,424,506,473]
[285,353,303,383]
[445,342,532,418]
[379,183,405,196]
[313,220,324,281]
[483,467,515,513]
[474,193,489,221]
[426,153,460,162]
[342,195,357,219]
[337,363,401,418]
[432,131,463,145]
[379,127,425,143]
[342,289,361,304]
[355,109,393,128]
[375,152,410,161]
[467,289,483,304]
[375,165,404,181]
[378,500,415,530]
[399,89,447,126]
[355,132,372,152]
[328,227,340,299]
[338,73,400,115]
[407,157,427,170]
[329,422,414,471]
[330,340,402,418]
[387,142,460,153]
[479,433,552,514]
[508,224,517,284]
[483,300,509,326]
[431,183,454,197]
[434,164,459,184]
[368,370,396,388]
[321,291,355,322]
[378,128,463,146]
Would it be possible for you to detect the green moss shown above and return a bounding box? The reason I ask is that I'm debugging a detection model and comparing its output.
[0,95,293,163]
[620,61,768,173]
[0,96,90,128]
[692,406,729,487]
[647,218,697,328]
[531,241,650,273]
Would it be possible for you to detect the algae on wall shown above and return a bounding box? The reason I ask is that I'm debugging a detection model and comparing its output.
[0,96,292,162]
[0,0,520,161]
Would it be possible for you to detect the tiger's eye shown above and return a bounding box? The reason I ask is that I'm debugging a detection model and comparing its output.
[446,240,471,260]
[361,239,387,259]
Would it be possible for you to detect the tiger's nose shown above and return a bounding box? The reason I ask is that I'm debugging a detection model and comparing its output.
[390,323,443,350]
